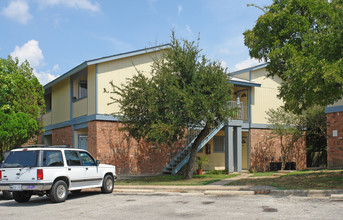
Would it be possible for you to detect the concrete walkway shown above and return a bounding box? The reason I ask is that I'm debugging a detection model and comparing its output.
[207,172,253,185]
[113,173,343,199]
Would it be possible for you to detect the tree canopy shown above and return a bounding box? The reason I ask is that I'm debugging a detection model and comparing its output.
[108,32,234,179]
[244,0,343,113]
[0,56,45,155]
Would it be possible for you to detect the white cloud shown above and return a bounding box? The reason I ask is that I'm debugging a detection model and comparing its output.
[34,70,58,86]
[10,40,58,85]
[37,0,100,12]
[220,60,227,69]
[178,5,183,15]
[234,58,261,71]
[1,0,32,24]
[10,40,44,68]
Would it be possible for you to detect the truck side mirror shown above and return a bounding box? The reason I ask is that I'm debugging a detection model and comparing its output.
[96,160,100,166]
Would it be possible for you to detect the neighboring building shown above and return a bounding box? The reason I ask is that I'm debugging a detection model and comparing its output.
[326,101,343,168]
[39,45,306,175]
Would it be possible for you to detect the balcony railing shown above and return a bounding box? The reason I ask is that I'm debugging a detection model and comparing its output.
[228,101,249,122]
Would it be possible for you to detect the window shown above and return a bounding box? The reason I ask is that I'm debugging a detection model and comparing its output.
[78,80,87,98]
[213,136,225,153]
[3,151,39,168]
[79,152,96,166]
[44,93,52,111]
[43,151,63,167]
[65,151,81,166]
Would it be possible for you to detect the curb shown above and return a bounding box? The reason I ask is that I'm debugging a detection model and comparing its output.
[113,185,343,198]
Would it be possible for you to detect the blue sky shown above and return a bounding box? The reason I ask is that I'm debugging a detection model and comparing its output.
[0,0,272,85]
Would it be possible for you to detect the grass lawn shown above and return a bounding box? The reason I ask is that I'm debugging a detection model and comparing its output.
[227,171,343,190]
[117,173,239,186]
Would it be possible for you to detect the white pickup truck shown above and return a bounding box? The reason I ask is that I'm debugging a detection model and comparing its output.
[0,146,117,203]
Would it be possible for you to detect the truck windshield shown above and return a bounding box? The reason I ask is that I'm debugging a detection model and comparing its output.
[3,151,38,168]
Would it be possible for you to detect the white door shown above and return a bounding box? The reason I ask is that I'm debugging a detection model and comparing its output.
[79,151,102,187]
[78,135,88,151]
[64,150,85,188]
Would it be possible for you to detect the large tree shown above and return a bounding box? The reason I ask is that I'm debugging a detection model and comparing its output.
[244,0,343,113]
[0,56,45,155]
[108,32,234,179]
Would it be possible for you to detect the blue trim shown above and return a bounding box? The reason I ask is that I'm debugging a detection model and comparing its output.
[44,130,52,135]
[229,81,261,87]
[249,71,252,81]
[230,63,268,76]
[43,114,121,132]
[74,122,88,130]
[249,87,252,127]
[87,44,170,65]
[70,79,73,120]
[95,64,98,114]
[325,105,343,113]
[44,62,87,88]
[44,44,170,89]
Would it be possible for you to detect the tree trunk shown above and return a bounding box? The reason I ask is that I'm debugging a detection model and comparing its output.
[184,124,211,179]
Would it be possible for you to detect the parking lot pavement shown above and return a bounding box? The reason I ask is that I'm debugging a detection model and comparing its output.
[0,191,342,220]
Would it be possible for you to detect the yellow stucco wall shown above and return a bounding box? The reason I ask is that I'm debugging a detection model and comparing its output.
[51,78,70,124]
[233,71,249,80]
[98,51,163,115]
[43,111,52,126]
[74,128,88,149]
[88,65,96,115]
[250,68,283,125]
[196,131,249,171]
[73,98,87,118]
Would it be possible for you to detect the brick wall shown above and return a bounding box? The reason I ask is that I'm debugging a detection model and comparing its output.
[88,121,184,175]
[250,128,306,171]
[326,112,343,168]
[52,126,73,147]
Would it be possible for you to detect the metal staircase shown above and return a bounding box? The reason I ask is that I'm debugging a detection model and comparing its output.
[162,122,225,175]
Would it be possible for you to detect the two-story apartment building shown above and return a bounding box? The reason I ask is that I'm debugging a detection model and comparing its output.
[40,45,306,175]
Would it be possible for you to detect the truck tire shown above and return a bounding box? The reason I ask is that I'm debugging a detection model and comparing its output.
[2,190,13,199]
[50,180,68,203]
[13,192,31,203]
[101,175,114,193]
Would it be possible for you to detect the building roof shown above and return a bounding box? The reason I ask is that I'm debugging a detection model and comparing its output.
[230,63,268,76]
[229,76,261,87]
[44,45,262,89]
[44,44,170,89]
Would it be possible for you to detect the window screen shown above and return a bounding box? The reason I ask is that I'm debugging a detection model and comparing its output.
[213,136,225,152]
[78,81,87,98]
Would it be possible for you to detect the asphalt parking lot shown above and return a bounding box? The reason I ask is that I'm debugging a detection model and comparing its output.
[0,191,342,220]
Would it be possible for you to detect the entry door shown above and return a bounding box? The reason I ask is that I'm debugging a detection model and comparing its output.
[242,137,248,170]
[78,135,88,151]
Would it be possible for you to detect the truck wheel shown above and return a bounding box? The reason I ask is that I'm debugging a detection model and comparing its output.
[50,180,68,203]
[101,175,114,193]
[13,192,31,203]
[2,190,13,199]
